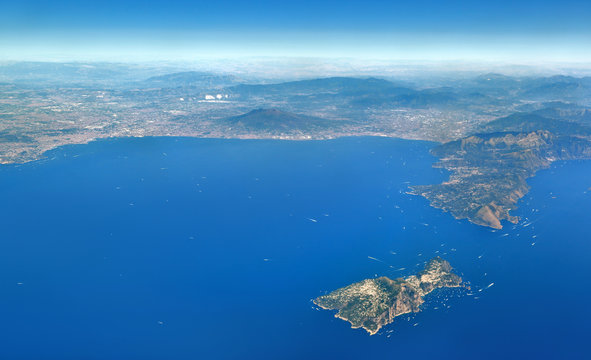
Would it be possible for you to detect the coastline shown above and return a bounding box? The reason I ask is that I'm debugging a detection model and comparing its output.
[314,282,464,335]
[0,133,440,166]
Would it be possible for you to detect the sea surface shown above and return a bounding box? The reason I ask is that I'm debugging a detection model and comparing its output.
[0,137,590,359]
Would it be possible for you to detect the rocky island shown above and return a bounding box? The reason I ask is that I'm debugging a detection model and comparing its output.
[313,257,463,335]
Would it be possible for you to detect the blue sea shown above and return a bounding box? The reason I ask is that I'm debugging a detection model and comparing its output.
[1,137,590,359]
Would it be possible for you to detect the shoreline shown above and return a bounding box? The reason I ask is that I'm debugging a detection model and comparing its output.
[0,133,441,166]
[313,277,464,336]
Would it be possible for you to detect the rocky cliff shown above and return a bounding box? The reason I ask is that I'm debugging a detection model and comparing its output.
[412,129,591,229]
[313,257,462,335]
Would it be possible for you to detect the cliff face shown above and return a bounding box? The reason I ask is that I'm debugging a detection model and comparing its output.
[412,130,591,229]
[313,257,462,335]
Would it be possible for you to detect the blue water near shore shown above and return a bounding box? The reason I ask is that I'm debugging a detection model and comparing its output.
[0,136,590,359]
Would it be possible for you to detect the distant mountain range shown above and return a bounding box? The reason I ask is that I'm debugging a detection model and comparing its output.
[220,74,590,109]
[481,112,591,135]
[225,77,498,110]
[127,71,591,110]
[227,77,412,96]
[143,71,239,88]
[520,76,591,101]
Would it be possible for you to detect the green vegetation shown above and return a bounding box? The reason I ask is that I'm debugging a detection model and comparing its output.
[314,257,462,335]
[413,111,591,229]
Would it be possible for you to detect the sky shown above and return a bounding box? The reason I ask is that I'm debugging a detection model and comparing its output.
[1,0,590,62]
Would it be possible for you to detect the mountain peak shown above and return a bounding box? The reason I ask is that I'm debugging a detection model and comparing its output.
[221,108,338,132]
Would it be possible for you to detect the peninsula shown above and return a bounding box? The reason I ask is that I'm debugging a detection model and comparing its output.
[411,113,591,229]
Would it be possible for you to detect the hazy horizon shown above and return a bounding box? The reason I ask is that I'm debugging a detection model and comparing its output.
[2,57,591,82]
